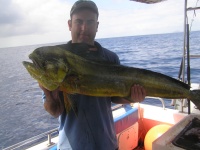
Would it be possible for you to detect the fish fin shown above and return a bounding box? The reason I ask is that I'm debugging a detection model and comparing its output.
[63,92,78,117]
[63,92,71,113]
[189,90,200,110]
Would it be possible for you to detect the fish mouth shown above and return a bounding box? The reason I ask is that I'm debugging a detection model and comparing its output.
[22,60,43,78]
[22,61,34,68]
[28,53,45,70]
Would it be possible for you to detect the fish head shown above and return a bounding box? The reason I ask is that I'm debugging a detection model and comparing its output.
[23,46,69,91]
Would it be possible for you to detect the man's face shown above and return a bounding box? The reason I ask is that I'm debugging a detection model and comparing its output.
[68,9,99,45]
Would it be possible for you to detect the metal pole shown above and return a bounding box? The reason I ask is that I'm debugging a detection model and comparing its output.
[182,0,187,83]
[180,0,187,112]
[186,23,191,114]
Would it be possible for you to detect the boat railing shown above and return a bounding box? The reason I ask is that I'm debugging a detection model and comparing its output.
[189,55,200,58]
[145,96,166,110]
[2,104,131,150]
[111,103,123,110]
[3,128,58,150]
[4,98,166,150]
[112,97,166,110]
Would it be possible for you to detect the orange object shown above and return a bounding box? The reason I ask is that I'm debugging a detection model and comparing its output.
[144,124,171,150]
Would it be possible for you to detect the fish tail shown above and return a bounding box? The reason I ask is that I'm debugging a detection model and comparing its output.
[189,90,200,110]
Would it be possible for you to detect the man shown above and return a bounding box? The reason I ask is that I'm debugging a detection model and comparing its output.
[40,0,146,150]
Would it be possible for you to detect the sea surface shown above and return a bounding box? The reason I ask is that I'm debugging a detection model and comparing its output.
[0,31,200,149]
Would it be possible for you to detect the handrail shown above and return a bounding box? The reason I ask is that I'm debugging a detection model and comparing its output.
[4,98,166,150]
[145,96,166,110]
[187,6,200,11]
[189,55,200,58]
[3,128,58,150]
[112,97,166,110]
[111,104,123,110]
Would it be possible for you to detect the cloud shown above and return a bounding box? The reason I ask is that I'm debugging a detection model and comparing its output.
[0,0,73,47]
[0,0,23,24]
[0,0,71,37]
[0,0,199,48]
[97,0,200,39]
[97,0,185,38]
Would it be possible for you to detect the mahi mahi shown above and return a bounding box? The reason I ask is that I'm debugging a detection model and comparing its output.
[22,45,200,110]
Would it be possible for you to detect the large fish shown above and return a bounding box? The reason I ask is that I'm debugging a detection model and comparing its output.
[22,45,200,110]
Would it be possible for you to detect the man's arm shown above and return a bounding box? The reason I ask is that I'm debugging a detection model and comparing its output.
[39,84,64,118]
[112,85,146,104]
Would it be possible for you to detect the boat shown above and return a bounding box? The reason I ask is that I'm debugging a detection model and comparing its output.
[3,0,200,150]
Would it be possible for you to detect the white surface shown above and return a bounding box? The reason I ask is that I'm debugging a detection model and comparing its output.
[153,114,200,150]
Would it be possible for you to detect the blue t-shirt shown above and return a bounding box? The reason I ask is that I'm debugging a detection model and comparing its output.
[56,41,120,150]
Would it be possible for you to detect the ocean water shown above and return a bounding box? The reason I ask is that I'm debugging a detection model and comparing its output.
[0,31,200,149]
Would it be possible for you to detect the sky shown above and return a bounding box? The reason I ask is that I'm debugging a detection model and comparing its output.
[0,0,199,48]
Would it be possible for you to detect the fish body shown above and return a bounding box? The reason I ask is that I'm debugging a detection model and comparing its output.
[22,45,200,109]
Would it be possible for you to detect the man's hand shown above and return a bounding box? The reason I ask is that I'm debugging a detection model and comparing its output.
[39,84,64,118]
[130,84,146,102]
[39,84,60,102]
[111,84,146,104]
